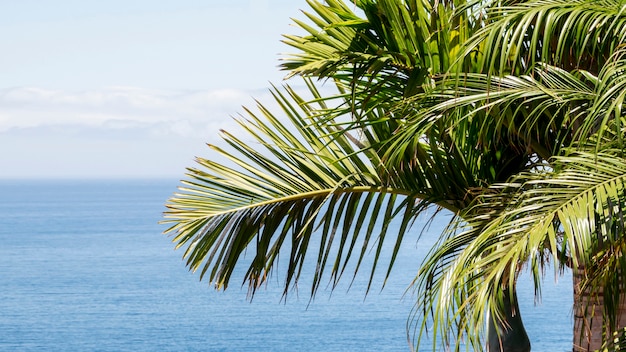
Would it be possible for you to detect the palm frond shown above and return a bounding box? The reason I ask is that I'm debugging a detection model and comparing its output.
[467,0,626,74]
[281,0,482,115]
[382,54,626,172]
[164,79,431,297]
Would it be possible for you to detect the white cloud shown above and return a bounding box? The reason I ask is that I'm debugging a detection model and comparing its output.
[0,81,339,178]
[0,86,280,139]
[0,85,281,178]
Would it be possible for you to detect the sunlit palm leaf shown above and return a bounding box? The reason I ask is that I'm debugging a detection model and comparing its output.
[164,80,430,297]
[282,0,480,124]
[467,0,626,74]
[282,0,459,77]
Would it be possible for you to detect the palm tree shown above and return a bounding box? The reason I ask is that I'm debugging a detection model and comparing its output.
[163,0,626,350]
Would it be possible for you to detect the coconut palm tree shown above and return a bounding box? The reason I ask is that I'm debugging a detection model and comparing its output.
[163,0,626,350]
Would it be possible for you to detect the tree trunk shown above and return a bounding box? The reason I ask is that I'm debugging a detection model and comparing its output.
[573,268,626,351]
[487,286,531,352]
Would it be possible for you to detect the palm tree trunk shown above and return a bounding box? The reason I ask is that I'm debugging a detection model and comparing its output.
[573,268,626,351]
[487,286,531,352]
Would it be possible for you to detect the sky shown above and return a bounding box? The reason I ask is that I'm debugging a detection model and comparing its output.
[0,0,313,178]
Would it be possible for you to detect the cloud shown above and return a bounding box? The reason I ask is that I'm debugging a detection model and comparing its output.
[0,85,282,178]
[0,82,339,178]
[0,86,272,137]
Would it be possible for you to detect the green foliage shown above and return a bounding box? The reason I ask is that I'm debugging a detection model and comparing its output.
[164,81,430,297]
[164,0,626,350]
[598,326,626,351]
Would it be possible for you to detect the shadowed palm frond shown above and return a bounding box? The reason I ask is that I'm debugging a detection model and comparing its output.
[384,53,626,169]
[411,149,626,350]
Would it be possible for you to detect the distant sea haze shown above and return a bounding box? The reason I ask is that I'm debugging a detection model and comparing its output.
[0,179,572,351]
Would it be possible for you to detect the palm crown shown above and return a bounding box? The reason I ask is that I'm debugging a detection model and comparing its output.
[164,0,626,350]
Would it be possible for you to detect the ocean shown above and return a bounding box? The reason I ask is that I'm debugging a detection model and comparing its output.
[0,179,572,351]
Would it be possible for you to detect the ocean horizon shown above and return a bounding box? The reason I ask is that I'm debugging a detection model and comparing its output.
[0,179,573,351]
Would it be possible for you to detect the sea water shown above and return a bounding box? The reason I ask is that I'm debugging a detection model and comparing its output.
[0,179,572,351]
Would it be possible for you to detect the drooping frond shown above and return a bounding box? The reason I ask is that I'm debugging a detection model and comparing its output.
[164,79,433,297]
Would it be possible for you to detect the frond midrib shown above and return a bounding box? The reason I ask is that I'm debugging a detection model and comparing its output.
[165,185,424,219]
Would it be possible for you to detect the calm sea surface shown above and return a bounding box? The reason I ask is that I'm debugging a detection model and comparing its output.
[0,180,572,351]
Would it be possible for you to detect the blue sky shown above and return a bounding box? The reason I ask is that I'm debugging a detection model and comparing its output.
[0,0,310,178]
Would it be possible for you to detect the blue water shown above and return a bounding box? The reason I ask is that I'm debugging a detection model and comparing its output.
[0,180,572,351]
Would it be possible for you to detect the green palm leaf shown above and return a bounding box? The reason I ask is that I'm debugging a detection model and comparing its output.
[164,79,430,297]
[384,54,626,170]
[467,0,626,75]
[282,0,481,122]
